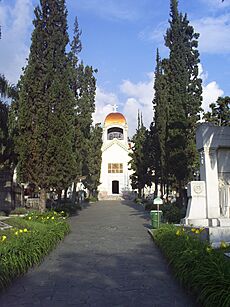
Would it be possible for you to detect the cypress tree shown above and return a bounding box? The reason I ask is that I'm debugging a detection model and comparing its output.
[203,96,230,126]
[129,112,150,198]
[165,0,202,203]
[83,124,103,197]
[152,49,168,197]
[17,0,75,210]
[69,18,96,185]
[0,76,17,170]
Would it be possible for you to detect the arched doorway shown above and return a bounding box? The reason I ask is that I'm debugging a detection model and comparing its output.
[112,180,119,194]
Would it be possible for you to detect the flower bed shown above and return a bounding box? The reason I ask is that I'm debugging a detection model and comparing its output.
[152,225,230,307]
[0,211,70,290]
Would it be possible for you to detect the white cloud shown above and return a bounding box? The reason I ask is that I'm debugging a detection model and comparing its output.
[202,81,224,112]
[0,0,33,84]
[93,87,119,125]
[199,64,224,112]
[72,0,139,21]
[93,73,154,137]
[193,14,230,54]
[200,0,230,9]
[120,72,154,136]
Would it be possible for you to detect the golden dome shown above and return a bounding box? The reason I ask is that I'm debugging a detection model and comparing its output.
[104,112,126,126]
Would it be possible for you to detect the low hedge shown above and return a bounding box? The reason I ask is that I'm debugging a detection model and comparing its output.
[0,211,70,290]
[152,225,230,307]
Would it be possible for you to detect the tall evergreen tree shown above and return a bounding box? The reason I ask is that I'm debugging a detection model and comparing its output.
[0,75,17,170]
[203,96,230,126]
[17,0,75,210]
[152,50,168,196]
[164,0,202,202]
[129,112,150,197]
[83,124,103,197]
[69,17,98,188]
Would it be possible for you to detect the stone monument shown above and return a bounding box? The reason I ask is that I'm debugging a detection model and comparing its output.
[182,123,230,245]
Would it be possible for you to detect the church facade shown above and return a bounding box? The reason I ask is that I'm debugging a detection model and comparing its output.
[98,111,133,200]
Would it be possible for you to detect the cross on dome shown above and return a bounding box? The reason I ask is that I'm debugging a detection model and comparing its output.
[112,104,118,112]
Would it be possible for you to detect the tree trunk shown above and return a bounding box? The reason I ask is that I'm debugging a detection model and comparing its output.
[57,190,62,204]
[138,188,141,198]
[39,188,46,212]
[72,182,76,204]
[154,175,159,198]
[178,180,183,208]
[64,188,68,201]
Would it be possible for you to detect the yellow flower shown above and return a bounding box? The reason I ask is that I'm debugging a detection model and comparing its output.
[51,216,54,220]
[220,241,228,249]
[1,235,7,241]
[15,231,18,235]
[28,216,32,220]
[23,228,28,233]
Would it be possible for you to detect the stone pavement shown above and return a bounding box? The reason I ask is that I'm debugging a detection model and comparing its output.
[0,201,197,307]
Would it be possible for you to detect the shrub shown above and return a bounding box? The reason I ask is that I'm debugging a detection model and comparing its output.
[161,203,182,223]
[152,225,230,307]
[10,207,28,215]
[0,211,6,217]
[48,199,77,215]
[87,196,98,202]
[134,197,142,204]
[0,212,69,290]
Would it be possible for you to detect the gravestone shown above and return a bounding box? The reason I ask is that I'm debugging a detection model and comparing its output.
[0,170,22,212]
[182,123,230,245]
[0,170,13,212]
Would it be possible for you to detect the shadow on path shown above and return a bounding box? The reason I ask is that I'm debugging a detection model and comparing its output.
[0,200,198,307]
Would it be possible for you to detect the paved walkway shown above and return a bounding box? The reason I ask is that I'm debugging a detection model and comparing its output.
[0,201,197,307]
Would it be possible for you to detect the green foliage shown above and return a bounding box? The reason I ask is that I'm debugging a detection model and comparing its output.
[152,51,168,195]
[83,124,103,196]
[129,112,152,197]
[48,200,77,215]
[10,207,28,215]
[69,19,101,195]
[153,225,230,307]
[16,0,76,209]
[86,196,98,202]
[0,75,17,170]
[163,0,202,199]
[161,203,183,223]
[0,213,69,290]
[203,96,230,126]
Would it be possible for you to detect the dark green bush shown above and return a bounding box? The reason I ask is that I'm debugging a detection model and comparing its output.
[153,225,230,307]
[145,202,185,224]
[161,203,182,223]
[10,207,28,215]
[48,199,77,215]
[0,212,69,290]
[87,196,98,202]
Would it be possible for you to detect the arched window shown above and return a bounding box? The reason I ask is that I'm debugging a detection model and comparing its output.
[107,127,124,140]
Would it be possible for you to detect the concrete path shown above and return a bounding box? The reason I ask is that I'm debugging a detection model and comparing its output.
[0,201,197,307]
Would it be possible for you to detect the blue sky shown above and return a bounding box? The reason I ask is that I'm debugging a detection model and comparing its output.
[0,0,230,135]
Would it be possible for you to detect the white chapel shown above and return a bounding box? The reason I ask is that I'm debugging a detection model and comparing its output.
[98,108,133,200]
